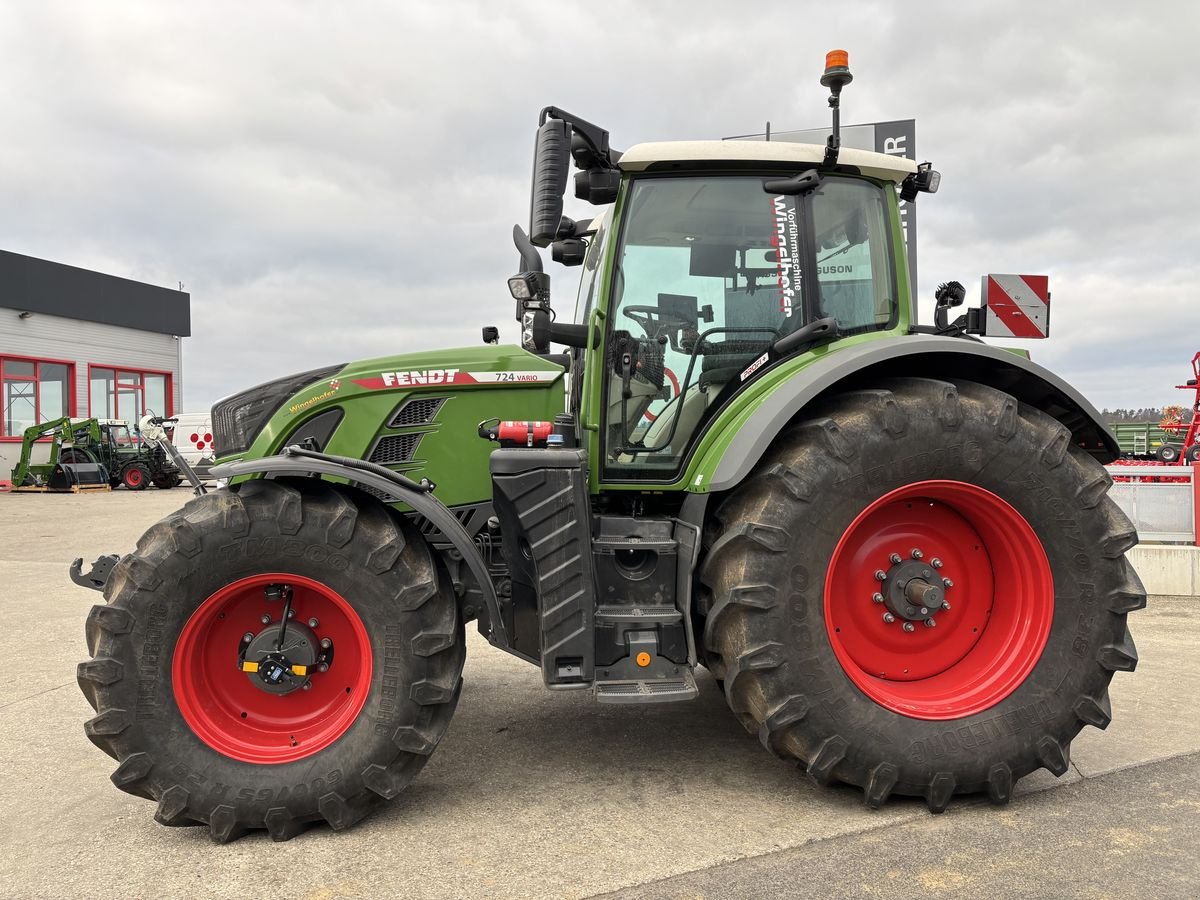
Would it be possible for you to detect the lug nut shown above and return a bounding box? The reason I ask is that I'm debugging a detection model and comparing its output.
[889,553,902,565]
[307,617,319,628]
[911,549,923,560]
[260,614,271,625]
[924,618,937,628]
[302,681,313,691]
[931,558,943,569]
[320,637,332,649]
[872,592,884,604]
[242,632,254,642]
[318,663,329,673]
[287,610,295,619]
[902,622,915,632]
[943,578,954,589]
[920,607,929,616]
[942,601,952,611]
[882,612,895,624]
[874,570,887,582]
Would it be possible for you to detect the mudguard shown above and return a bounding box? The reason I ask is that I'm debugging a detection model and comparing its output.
[704,334,1118,493]
[210,452,506,648]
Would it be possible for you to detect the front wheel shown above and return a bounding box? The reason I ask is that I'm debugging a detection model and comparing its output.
[77,480,465,841]
[699,378,1144,811]
[121,462,150,491]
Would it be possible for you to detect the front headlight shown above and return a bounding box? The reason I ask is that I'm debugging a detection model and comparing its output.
[212,364,343,457]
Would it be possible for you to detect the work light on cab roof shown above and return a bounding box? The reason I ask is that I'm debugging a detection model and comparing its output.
[72,49,1140,844]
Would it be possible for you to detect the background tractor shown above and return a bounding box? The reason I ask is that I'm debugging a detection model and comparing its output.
[12,416,182,491]
[75,51,1143,843]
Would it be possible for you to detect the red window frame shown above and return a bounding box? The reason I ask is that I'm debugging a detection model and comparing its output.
[86,364,174,424]
[0,354,78,442]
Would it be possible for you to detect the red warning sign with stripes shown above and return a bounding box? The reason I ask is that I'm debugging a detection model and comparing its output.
[982,274,1050,338]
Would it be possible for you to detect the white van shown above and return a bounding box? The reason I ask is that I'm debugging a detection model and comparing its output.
[169,412,215,475]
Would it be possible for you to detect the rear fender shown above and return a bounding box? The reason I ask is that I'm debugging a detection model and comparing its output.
[699,335,1117,494]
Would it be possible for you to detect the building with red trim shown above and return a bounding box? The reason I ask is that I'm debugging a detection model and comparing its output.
[1,249,190,475]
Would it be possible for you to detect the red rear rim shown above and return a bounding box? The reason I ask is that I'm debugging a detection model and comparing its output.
[824,480,1053,720]
[125,468,142,487]
[173,573,373,763]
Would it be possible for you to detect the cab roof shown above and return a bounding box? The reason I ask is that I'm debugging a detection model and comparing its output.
[617,140,917,184]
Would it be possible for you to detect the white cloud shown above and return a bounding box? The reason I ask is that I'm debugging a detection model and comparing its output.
[1,0,1196,411]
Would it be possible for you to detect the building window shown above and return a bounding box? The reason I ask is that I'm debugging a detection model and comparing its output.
[0,356,74,437]
[89,367,172,422]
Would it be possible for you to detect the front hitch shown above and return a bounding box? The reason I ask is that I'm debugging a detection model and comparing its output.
[70,554,122,592]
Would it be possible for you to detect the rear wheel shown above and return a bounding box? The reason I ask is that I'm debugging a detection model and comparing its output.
[78,479,465,841]
[699,378,1144,811]
[121,462,150,491]
[1157,444,1180,462]
[1184,445,1200,464]
[152,473,183,490]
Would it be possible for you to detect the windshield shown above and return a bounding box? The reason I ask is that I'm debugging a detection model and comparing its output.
[104,425,133,445]
[604,173,895,478]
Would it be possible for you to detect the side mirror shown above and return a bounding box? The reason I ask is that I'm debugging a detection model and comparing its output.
[529,118,571,247]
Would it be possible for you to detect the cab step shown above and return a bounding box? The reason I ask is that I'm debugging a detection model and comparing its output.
[594,604,682,624]
[594,670,698,704]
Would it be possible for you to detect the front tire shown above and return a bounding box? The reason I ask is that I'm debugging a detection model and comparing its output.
[699,378,1144,811]
[77,479,465,841]
[121,462,150,491]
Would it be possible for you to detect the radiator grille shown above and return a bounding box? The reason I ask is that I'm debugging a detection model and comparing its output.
[389,398,445,428]
[368,433,424,465]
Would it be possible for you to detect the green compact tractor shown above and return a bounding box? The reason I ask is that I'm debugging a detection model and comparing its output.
[12,417,182,491]
[75,53,1142,843]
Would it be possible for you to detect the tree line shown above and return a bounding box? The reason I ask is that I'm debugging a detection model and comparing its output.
[1101,407,1172,424]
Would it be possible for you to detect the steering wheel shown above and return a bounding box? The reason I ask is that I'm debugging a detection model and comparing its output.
[622,305,699,352]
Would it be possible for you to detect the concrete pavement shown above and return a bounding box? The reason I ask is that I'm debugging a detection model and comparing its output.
[0,488,1196,899]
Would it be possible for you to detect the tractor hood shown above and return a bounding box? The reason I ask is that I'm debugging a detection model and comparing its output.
[212,344,567,506]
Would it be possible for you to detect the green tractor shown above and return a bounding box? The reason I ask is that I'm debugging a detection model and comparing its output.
[76,53,1142,843]
[12,416,182,491]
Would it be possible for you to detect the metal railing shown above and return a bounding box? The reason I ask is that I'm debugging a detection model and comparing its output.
[1105,464,1195,543]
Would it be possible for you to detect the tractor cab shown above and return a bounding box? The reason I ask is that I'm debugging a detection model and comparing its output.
[510,104,929,483]
[97,419,134,447]
[592,162,905,478]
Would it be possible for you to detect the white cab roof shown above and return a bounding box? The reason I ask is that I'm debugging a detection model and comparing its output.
[618,140,917,183]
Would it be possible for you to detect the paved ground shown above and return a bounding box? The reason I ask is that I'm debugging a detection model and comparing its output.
[0,488,1197,899]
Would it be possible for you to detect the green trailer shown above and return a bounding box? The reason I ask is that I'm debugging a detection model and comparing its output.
[1109,422,1178,460]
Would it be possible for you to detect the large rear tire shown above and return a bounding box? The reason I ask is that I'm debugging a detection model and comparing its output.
[698,378,1144,811]
[77,479,465,841]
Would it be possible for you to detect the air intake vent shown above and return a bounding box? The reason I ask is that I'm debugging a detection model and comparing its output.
[389,398,445,428]
[368,433,424,465]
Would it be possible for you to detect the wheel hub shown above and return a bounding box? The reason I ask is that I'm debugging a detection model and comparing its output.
[877,552,951,626]
[240,620,320,695]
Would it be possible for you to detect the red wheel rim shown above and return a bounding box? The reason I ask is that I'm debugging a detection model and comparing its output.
[824,480,1053,720]
[173,573,373,763]
[125,468,142,487]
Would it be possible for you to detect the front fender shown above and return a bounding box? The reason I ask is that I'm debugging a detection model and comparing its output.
[210,454,506,648]
[698,335,1117,493]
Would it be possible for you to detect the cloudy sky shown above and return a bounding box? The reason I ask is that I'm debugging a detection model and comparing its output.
[1,1,1196,411]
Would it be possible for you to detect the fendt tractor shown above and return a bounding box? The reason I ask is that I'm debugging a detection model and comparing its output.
[75,52,1143,843]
